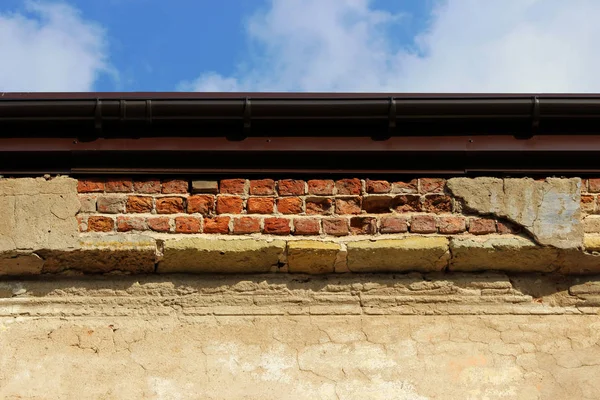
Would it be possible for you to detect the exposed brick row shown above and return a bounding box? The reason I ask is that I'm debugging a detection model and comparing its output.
[79,215,517,236]
[80,193,455,215]
[78,178,189,194]
[77,177,523,237]
[79,178,447,196]
[220,178,446,196]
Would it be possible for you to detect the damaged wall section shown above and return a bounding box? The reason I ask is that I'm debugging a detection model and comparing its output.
[2,176,600,275]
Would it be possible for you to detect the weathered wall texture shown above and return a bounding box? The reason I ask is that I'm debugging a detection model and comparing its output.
[2,274,600,399]
[2,176,600,399]
[2,314,600,400]
[1,175,600,275]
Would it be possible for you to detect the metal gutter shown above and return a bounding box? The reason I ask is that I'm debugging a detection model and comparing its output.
[1,93,600,175]
[0,93,599,133]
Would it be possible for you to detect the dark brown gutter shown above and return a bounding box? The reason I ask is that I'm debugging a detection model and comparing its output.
[1,93,600,132]
[1,93,600,176]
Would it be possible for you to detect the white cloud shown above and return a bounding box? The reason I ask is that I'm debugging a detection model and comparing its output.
[0,1,112,92]
[180,0,600,92]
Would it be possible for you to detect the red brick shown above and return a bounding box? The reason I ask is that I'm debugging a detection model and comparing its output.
[204,216,230,234]
[249,179,275,195]
[78,178,104,193]
[497,220,521,234]
[469,218,497,235]
[323,218,349,236]
[391,195,421,213]
[277,197,303,214]
[162,179,188,194]
[148,217,171,232]
[420,178,446,194]
[247,197,275,214]
[335,197,361,214]
[156,197,185,214]
[306,198,333,215]
[277,179,305,196]
[589,179,600,193]
[105,178,133,193]
[263,218,291,235]
[362,196,392,213]
[97,195,126,214]
[216,196,244,214]
[366,179,391,194]
[134,179,161,194]
[582,195,596,214]
[422,195,452,213]
[307,180,334,195]
[187,195,214,214]
[438,216,466,234]
[175,216,201,234]
[335,179,362,195]
[392,180,418,194]
[293,219,320,235]
[582,179,589,193]
[117,216,147,232]
[220,179,246,194]
[88,216,114,232]
[233,217,261,234]
[410,215,436,234]
[127,196,153,213]
[380,216,408,234]
[350,217,377,234]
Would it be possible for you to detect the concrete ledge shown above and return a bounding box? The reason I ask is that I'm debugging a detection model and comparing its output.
[287,241,340,274]
[0,252,44,276]
[584,235,600,251]
[346,237,449,272]
[157,238,286,273]
[3,231,600,275]
[557,250,600,275]
[449,236,560,272]
[38,235,157,274]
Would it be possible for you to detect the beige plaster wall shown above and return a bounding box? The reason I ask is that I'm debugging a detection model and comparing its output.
[1,176,600,399]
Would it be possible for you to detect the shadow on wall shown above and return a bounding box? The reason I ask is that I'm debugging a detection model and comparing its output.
[0,272,593,304]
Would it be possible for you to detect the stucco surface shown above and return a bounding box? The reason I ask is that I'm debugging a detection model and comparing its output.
[1,274,600,399]
[0,177,79,252]
[447,177,582,249]
[1,315,600,399]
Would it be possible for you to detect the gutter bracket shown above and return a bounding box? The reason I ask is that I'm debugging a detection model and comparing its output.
[531,96,540,134]
[388,97,397,132]
[243,97,252,134]
[94,98,102,133]
[119,100,126,121]
[371,97,395,141]
[146,100,153,127]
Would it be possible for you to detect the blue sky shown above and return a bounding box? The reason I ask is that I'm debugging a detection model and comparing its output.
[72,0,263,91]
[1,0,600,92]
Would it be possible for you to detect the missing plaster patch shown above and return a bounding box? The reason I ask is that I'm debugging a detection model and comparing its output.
[447,177,582,249]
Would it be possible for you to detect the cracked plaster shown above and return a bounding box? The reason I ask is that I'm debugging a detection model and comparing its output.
[447,177,582,249]
[1,315,600,399]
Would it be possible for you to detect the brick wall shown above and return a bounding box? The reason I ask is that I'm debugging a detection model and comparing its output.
[77,177,521,237]
[2,175,599,275]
